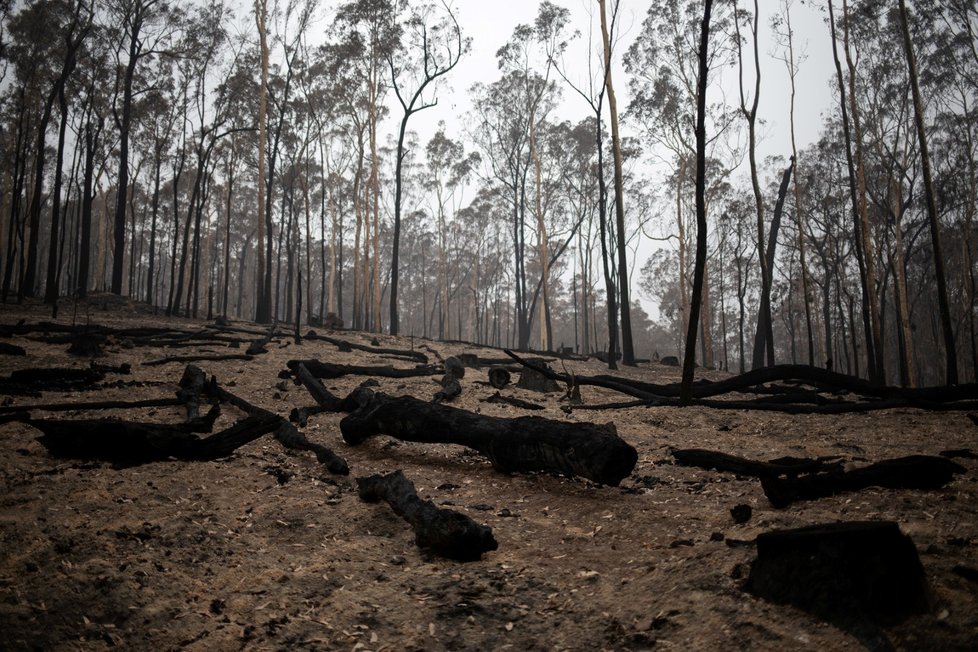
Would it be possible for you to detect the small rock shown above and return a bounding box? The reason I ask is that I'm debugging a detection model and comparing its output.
[710,532,725,542]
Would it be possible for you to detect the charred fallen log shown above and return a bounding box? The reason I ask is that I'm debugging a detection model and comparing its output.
[287,359,443,380]
[303,332,428,363]
[0,397,183,415]
[0,342,26,356]
[672,448,844,478]
[143,353,254,366]
[480,391,545,411]
[292,363,361,412]
[341,390,637,485]
[356,470,497,561]
[760,455,967,508]
[24,404,285,466]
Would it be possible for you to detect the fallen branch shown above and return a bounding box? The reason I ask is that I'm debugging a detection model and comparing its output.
[143,353,254,366]
[340,390,637,485]
[287,359,443,380]
[208,375,349,475]
[25,405,285,466]
[304,332,428,363]
[292,362,361,412]
[760,455,967,508]
[357,470,497,561]
[481,391,545,411]
[672,448,844,478]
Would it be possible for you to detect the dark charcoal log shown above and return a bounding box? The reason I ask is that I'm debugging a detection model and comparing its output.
[275,422,349,475]
[304,332,428,363]
[287,359,442,380]
[673,448,844,478]
[25,406,286,466]
[0,342,26,356]
[341,391,637,485]
[356,470,497,561]
[292,363,361,412]
[433,374,461,403]
[0,366,109,396]
[488,367,511,389]
[746,521,930,632]
[480,391,544,411]
[143,353,254,366]
[0,397,183,415]
[760,455,967,508]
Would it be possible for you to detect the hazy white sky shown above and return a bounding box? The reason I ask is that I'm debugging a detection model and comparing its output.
[413,0,839,169]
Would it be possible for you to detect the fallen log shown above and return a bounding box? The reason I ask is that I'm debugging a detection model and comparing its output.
[292,362,361,412]
[25,405,280,466]
[287,359,443,380]
[504,350,666,403]
[760,455,967,508]
[746,521,930,644]
[340,390,637,485]
[274,421,349,475]
[356,470,497,561]
[0,397,183,415]
[0,342,26,356]
[672,448,844,478]
[143,353,254,366]
[304,331,428,363]
[480,391,545,411]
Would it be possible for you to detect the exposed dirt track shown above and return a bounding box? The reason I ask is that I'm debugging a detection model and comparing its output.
[1,298,976,651]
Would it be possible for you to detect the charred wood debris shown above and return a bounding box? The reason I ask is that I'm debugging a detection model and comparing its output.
[0,318,974,604]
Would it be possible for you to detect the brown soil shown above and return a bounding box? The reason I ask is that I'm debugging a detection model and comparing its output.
[1,297,976,651]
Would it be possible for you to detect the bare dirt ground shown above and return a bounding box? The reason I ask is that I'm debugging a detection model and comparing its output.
[1,297,976,651]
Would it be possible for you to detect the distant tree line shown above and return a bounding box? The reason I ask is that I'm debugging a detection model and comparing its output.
[1,0,974,386]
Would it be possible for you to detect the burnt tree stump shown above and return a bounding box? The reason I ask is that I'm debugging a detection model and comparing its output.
[515,360,561,393]
[356,470,497,561]
[746,521,931,636]
[340,391,637,485]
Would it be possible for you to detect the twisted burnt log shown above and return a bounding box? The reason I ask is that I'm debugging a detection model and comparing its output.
[760,455,967,508]
[24,404,289,466]
[143,353,254,366]
[672,448,844,478]
[303,332,429,363]
[287,359,443,380]
[357,470,497,561]
[509,352,978,413]
[341,390,637,485]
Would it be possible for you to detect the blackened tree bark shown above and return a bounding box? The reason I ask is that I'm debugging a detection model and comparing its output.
[388,3,466,336]
[681,0,714,403]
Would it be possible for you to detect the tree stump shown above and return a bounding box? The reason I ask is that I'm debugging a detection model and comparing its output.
[746,521,931,632]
